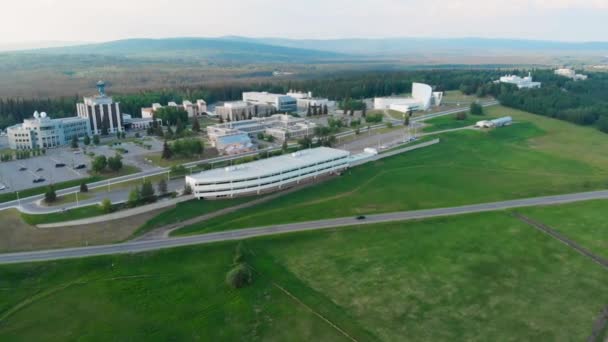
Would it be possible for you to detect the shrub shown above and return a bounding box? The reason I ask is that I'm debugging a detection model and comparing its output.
[99,198,113,213]
[225,263,253,289]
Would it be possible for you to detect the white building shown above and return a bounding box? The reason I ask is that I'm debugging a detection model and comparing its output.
[7,111,90,150]
[242,92,297,112]
[76,81,123,135]
[141,99,206,119]
[214,101,274,121]
[186,147,350,199]
[122,114,162,130]
[214,133,255,155]
[554,68,588,81]
[374,83,443,113]
[498,73,541,89]
[286,90,333,112]
[207,114,315,147]
[475,116,513,128]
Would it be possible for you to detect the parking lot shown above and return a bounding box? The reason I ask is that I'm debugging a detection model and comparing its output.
[0,149,90,192]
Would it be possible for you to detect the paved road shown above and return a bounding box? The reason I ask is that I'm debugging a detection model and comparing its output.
[1,188,607,264]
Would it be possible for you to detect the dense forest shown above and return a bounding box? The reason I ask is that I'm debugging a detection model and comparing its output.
[462,70,608,133]
[0,70,503,130]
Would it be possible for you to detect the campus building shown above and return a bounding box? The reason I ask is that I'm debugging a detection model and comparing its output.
[554,68,588,81]
[186,147,350,199]
[76,81,123,135]
[207,114,316,149]
[286,90,333,112]
[498,73,541,89]
[242,92,297,112]
[141,99,207,119]
[214,101,274,122]
[374,83,443,113]
[7,111,90,150]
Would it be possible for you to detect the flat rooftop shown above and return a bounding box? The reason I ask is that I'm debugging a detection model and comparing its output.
[188,147,350,183]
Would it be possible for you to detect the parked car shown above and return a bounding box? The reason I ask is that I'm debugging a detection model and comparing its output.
[19,167,27,171]
[74,164,86,170]
[33,177,45,183]
[36,167,44,172]
[55,163,66,168]
[0,184,6,190]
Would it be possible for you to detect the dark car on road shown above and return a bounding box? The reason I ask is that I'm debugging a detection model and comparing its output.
[55,163,66,168]
[74,164,86,170]
[33,177,45,183]
[356,215,366,220]
[36,167,44,172]
[19,167,27,171]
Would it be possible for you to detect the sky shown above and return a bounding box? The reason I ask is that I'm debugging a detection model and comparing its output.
[2,0,607,44]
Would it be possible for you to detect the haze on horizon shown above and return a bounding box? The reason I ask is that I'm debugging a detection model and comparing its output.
[1,0,607,45]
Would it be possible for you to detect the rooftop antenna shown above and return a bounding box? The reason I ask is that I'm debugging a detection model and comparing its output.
[96,80,106,96]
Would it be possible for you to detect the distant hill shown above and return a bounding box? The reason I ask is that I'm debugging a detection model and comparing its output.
[221,36,608,56]
[20,37,348,63]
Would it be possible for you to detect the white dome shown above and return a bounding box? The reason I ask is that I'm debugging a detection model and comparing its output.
[33,111,39,118]
[40,112,47,118]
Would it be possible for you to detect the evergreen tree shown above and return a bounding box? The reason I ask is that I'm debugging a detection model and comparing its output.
[83,134,90,146]
[161,141,172,159]
[192,118,200,132]
[92,135,100,145]
[127,186,141,208]
[140,180,156,203]
[70,135,78,148]
[44,186,57,203]
[323,104,328,115]
[80,182,88,193]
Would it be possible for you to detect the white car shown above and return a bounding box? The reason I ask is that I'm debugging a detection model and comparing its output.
[0,184,7,190]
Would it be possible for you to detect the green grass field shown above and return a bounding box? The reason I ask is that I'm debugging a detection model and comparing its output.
[422,112,488,132]
[517,199,608,260]
[1,209,606,341]
[133,197,256,237]
[175,106,608,236]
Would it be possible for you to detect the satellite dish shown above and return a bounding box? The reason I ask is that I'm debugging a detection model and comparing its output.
[33,111,39,118]
[40,112,47,118]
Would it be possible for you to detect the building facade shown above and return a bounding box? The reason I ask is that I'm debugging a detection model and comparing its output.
[242,92,297,112]
[374,83,443,113]
[554,68,588,81]
[498,73,541,89]
[77,81,123,135]
[7,111,90,150]
[186,147,350,199]
[214,101,274,121]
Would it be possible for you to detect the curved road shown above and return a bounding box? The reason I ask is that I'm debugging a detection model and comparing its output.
[1,189,607,264]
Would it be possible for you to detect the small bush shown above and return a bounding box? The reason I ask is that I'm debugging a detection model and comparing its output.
[225,263,253,289]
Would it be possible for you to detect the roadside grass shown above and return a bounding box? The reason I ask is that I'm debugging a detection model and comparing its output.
[1,210,606,340]
[146,148,218,168]
[20,205,105,226]
[132,197,255,237]
[516,199,608,260]
[442,90,491,103]
[174,106,608,235]
[0,208,166,253]
[422,113,487,132]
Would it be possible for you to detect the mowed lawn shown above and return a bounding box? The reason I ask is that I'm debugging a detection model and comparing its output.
[1,211,607,341]
[517,199,608,260]
[175,106,608,235]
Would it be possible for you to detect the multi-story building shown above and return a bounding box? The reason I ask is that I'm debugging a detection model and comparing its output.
[286,90,333,112]
[141,99,206,119]
[207,114,315,147]
[554,68,588,81]
[498,73,542,89]
[242,92,297,112]
[186,147,350,199]
[214,101,274,121]
[374,83,443,113]
[76,81,123,135]
[7,111,90,150]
